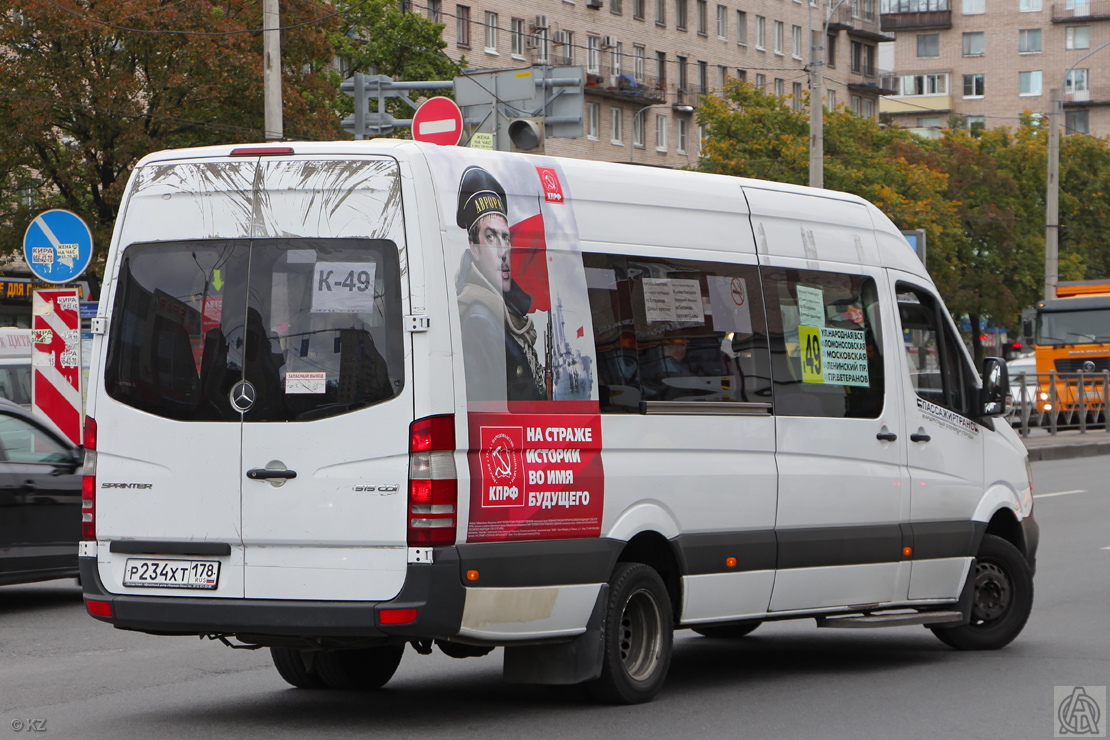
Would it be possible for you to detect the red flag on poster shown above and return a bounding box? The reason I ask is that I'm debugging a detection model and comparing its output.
[509,213,550,313]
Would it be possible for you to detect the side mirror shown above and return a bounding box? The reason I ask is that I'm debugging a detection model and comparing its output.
[981,357,1008,417]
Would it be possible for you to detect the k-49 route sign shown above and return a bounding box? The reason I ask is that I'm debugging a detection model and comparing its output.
[23,209,94,283]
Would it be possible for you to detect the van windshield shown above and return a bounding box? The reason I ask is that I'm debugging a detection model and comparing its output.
[105,238,404,422]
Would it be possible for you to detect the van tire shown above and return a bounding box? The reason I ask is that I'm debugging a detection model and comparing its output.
[692,620,762,639]
[586,563,673,705]
[314,644,405,690]
[270,647,327,689]
[929,534,1033,651]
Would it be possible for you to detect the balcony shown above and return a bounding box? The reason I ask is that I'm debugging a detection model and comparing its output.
[1052,0,1110,21]
[880,9,952,30]
[584,67,668,104]
[1063,83,1110,107]
[828,3,895,41]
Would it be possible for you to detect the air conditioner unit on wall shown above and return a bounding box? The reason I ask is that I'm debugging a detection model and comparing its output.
[602,35,618,48]
[553,29,569,45]
[533,14,549,29]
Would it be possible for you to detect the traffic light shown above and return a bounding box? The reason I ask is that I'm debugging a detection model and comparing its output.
[508,118,545,154]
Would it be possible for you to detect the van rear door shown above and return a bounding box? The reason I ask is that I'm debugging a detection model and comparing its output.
[97,155,412,602]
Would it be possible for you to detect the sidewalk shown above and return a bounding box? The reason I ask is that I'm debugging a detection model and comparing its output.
[1014,426,1110,461]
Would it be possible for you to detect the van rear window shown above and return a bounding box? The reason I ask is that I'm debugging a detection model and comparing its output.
[105,239,404,422]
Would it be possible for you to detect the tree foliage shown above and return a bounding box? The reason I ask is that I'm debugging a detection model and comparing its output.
[695,79,1110,343]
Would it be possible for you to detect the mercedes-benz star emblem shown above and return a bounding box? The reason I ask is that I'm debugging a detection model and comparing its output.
[230,380,256,412]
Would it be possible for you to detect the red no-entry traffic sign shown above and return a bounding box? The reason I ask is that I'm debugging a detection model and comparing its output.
[412,97,463,146]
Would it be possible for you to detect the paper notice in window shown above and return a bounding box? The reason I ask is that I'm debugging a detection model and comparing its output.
[312,262,377,314]
[707,276,753,334]
[285,371,326,394]
[796,285,826,328]
[585,267,618,290]
[643,278,705,324]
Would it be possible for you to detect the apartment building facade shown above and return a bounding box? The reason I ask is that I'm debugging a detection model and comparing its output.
[423,0,891,165]
[879,0,1110,137]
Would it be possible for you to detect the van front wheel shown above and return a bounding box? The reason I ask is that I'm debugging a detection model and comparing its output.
[929,534,1033,651]
[314,644,405,690]
[587,563,673,705]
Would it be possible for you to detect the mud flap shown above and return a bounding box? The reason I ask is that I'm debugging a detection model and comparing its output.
[948,557,978,628]
[502,584,608,685]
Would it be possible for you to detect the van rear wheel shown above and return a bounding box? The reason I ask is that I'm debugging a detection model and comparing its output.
[929,534,1033,651]
[314,644,405,690]
[587,563,673,705]
[692,620,762,639]
[270,647,327,689]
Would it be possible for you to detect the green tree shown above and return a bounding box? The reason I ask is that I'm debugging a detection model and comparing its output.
[0,0,343,274]
[329,0,461,134]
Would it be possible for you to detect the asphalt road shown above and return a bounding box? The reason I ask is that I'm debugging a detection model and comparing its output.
[1,456,1107,740]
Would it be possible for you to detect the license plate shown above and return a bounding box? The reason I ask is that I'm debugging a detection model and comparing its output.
[123,558,221,589]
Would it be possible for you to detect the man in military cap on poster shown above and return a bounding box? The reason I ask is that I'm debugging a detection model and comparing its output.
[454,165,547,401]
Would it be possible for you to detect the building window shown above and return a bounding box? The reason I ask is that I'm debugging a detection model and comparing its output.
[1066,26,1090,50]
[613,42,624,76]
[697,60,708,93]
[917,33,939,58]
[1019,0,1042,9]
[428,0,441,21]
[1019,70,1042,95]
[655,113,667,150]
[736,68,747,83]
[633,110,645,146]
[611,0,623,13]
[775,78,785,96]
[962,31,984,56]
[898,72,948,95]
[851,94,862,114]
[774,21,784,54]
[1066,68,1089,93]
[718,64,729,88]
[962,73,985,97]
[484,12,498,52]
[611,107,623,144]
[634,0,645,20]
[755,16,766,50]
[792,25,803,59]
[556,31,574,64]
[511,18,525,56]
[676,0,688,30]
[1018,28,1042,53]
[677,117,688,153]
[851,41,875,75]
[588,36,602,73]
[966,114,985,131]
[793,81,803,109]
[587,102,600,139]
[717,5,728,38]
[677,55,688,90]
[697,0,708,35]
[827,88,837,108]
[535,28,549,64]
[456,5,470,47]
[656,0,667,25]
[634,45,646,81]
[736,10,747,45]
[657,51,668,84]
[1066,110,1090,134]
[862,97,875,117]
[962,0,984,13]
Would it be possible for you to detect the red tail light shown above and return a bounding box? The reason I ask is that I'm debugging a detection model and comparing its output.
[408,415,457,547]
[81,416,97,541]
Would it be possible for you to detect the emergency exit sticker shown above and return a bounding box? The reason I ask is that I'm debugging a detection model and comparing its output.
[312,262,376,314]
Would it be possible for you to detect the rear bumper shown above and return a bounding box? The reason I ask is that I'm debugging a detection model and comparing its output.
[80,550,466,640]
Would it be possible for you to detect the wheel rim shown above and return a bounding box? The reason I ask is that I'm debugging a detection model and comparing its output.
[971,560,1012,623]
[619,587,663,682]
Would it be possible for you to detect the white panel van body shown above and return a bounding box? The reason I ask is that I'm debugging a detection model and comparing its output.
[81,141,1036,703]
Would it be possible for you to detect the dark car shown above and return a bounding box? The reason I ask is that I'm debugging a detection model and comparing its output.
[0,399,82,586]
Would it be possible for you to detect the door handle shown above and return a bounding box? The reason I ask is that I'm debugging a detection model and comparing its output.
[246,468,297,480]
[910,432,932,443]
[876,431,897,442]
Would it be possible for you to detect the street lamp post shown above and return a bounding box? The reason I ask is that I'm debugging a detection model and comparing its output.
[808,0,850,189]
[630,103,695,164]
[1044,39,1110,301]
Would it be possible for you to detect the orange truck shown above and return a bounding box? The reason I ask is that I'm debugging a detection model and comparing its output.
[1033,280,1110,422]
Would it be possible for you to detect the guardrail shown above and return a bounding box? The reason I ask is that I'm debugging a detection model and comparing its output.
[1008,370,1110,437]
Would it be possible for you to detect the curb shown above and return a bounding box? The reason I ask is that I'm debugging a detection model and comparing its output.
[1025,441,1110,462]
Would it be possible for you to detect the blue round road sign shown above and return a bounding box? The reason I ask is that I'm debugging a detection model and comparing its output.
[23,209,94,283]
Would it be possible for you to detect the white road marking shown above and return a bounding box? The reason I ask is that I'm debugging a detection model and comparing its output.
[1034,489,1088,499]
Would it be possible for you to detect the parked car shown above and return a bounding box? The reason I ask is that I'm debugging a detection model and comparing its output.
[1007,355,1038,424]
[0,399,82,586]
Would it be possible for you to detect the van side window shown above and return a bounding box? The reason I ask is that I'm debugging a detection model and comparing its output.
[584,253,771,412]
[897,284,971,416]
[762,268,884,418]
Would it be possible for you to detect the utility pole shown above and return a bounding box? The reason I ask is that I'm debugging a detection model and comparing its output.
[808,0,848,189]
[1044,88,1060,301]
[263,0,283,141]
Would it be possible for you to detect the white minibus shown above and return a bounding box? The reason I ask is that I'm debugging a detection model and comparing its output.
[81,141,1036,704]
